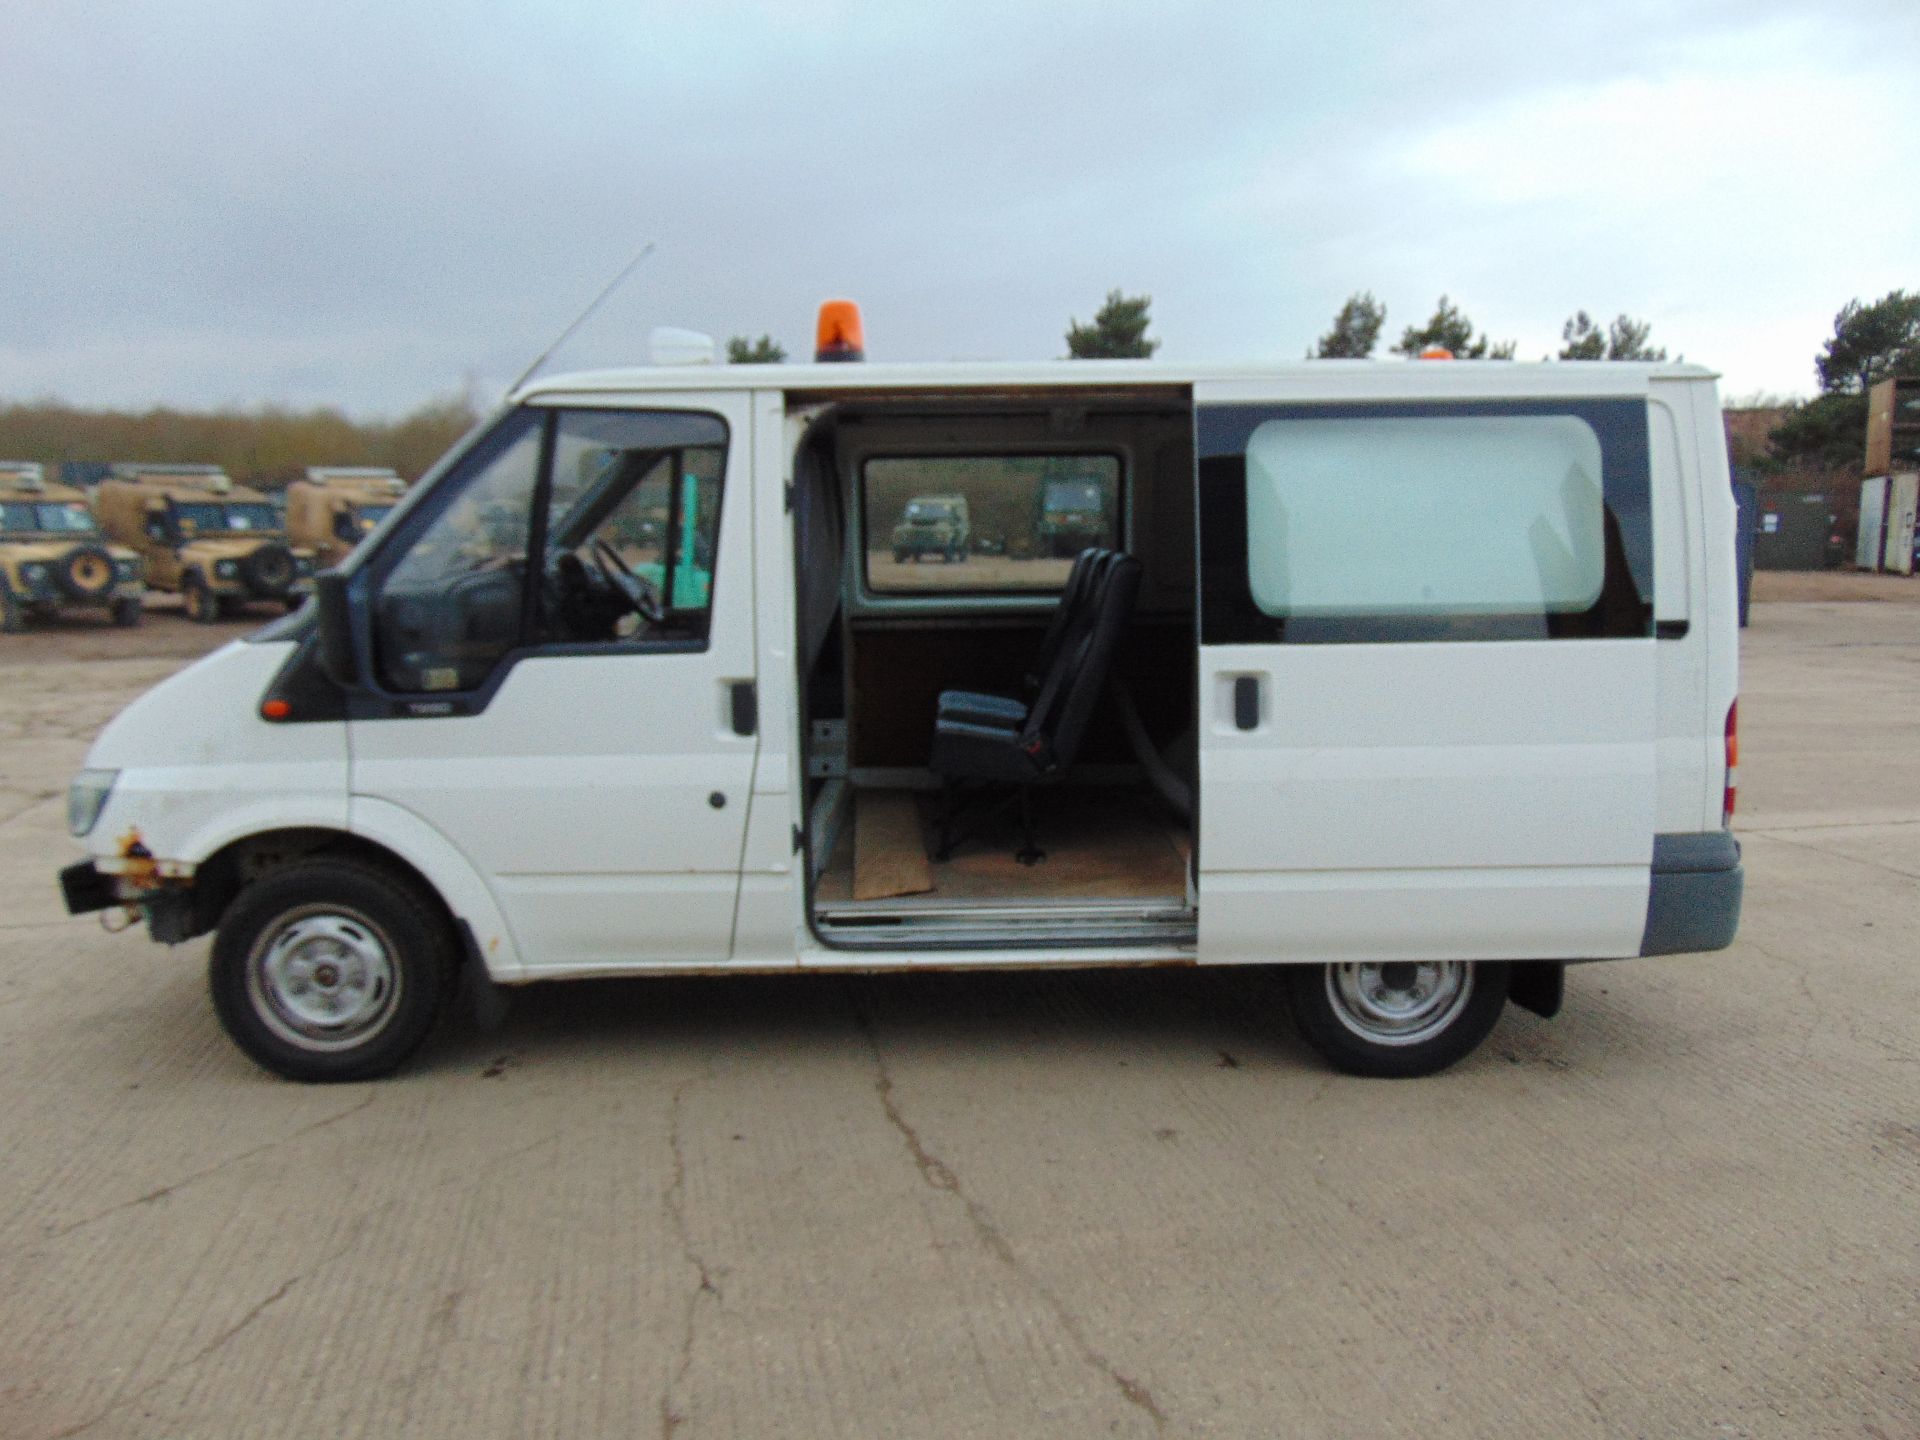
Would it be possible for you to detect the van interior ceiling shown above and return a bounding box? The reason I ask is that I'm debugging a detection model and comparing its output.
[790,387,1200,948]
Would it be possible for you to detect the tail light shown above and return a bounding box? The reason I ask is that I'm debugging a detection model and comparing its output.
[1723,699,1738,823]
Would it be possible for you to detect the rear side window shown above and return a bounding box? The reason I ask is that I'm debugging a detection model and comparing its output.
[1198,400,1652,643]
[863,454,1121,595]
[1245,416,1604,618]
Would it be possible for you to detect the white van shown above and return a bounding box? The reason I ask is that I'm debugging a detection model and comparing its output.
[59,311,1743,1081]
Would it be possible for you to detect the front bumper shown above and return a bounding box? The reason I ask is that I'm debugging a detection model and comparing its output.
[59,860,117,915]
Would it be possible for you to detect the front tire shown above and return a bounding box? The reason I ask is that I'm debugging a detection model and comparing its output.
[0,589,22,633]
[111,596,142,627]
[183,574,219,624]
[1284,960,1508,1078]
[209,859,457,1082]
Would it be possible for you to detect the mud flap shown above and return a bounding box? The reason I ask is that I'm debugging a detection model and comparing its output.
[1508,961,1565,1019]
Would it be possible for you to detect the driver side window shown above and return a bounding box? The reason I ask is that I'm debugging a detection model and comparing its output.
[370,406,729,696]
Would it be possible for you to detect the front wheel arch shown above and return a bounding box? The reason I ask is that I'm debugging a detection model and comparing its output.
[190,827,458,953]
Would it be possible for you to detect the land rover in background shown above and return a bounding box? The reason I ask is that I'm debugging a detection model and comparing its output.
[0,462,143,631]
[1036,474,1113,557]
[286,467,407,570]
[96,465,315,623]
[890,494,971,561]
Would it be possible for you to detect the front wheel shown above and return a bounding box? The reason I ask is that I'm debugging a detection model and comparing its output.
[111,596,142,627]
[0,589,23,633]
[183,575,220,624]
[1284,960,1508,1078]
[209,859,457,1082]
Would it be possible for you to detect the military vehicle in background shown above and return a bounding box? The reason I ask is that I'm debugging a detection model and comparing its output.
[1036,474,1113,558]
[890,494,971,562]
[95,464,315,623]
[286,467,408,570]
[0,462,144,632]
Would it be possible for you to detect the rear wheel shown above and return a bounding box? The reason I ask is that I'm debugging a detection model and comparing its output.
[183,574,220,624]
[209,859,457,1082]
[1284,960,1508,1078]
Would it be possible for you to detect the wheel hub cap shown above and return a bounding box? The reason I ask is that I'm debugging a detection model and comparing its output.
[254,912,397,1043]
[1325,961,1473,1047]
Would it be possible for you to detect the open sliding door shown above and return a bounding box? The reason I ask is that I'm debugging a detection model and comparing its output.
[1193,378,1660,966]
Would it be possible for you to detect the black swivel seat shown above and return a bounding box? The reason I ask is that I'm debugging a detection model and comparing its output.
[929,551,1142,862]
[936,548,1111,728]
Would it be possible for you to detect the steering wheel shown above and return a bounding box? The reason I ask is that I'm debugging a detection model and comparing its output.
[590,539,665,624]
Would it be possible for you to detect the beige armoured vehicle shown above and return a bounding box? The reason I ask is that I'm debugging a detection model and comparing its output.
[285,466,407,570]
[96,464,315,623]
[0,463,144,632]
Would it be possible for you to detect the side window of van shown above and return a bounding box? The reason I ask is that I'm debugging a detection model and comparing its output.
[863,454,1121,595]
[1198,401,1652,643]
[371,407,729,694]
[374,411,543,693]
[540,410,727,646]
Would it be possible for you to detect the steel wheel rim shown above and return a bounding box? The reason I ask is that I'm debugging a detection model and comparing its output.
[246,905,402,1052]
[1324,962,1473,1047]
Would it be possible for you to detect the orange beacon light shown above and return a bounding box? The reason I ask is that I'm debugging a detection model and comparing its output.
[815,300,866,363]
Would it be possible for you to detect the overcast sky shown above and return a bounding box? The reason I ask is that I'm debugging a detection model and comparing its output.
[3,0,1915,416]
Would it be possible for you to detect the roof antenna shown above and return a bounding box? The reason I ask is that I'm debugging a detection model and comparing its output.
[507,241,657,395]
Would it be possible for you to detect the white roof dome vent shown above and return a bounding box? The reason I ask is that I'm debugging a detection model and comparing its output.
[649,327,717,367]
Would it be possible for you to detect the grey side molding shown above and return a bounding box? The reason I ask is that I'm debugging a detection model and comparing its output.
[1640,831,1743,956]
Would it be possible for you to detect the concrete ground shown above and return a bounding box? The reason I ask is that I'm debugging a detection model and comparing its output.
[1,595,1915,1439]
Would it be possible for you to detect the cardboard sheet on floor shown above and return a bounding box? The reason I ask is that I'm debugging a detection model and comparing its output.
[853,790,934,900]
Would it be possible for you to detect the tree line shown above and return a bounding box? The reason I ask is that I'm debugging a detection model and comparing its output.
[0,393,480,489]
[1039,287,1917,476]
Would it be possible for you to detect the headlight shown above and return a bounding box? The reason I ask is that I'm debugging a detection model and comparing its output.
[295,557,313,574]
[216,559,239,578]
[68,769,118,838]
[115,560,140,580]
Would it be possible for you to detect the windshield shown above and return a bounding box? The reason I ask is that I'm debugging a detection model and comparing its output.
[1043,481,1105,513]
[0,501,99,533]
[904,501,957,521]
[174,501,280,533]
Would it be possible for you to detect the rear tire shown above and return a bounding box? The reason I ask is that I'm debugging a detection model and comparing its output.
[1284,960,1509,1078]
[184,574,219,624]
[209,858,457,1082]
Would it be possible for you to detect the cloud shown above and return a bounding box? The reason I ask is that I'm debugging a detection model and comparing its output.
[0,0,1914,410]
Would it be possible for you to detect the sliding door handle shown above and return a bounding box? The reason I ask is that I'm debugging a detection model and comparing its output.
[1233,675,1260,731]
[728,680,757,737]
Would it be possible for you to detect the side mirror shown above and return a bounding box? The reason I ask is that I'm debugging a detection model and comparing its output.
[314,571,358,687]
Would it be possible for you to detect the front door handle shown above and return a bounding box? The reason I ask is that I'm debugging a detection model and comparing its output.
[1233,675,1260,731]
[729,680,757,737]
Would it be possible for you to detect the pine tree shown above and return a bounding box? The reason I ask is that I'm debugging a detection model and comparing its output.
[726,335,787,364]
[1065,290,1160,359]
[1392,296,1514,359]
[1559,311,1607,360]
[1314,293,1385,358]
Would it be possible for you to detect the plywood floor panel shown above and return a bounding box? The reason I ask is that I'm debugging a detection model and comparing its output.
[818,787,1187,909]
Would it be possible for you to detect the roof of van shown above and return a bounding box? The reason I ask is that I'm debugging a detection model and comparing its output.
[517,357,1718,405]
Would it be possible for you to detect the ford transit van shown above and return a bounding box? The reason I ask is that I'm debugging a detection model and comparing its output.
[59,315,1742,1081]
